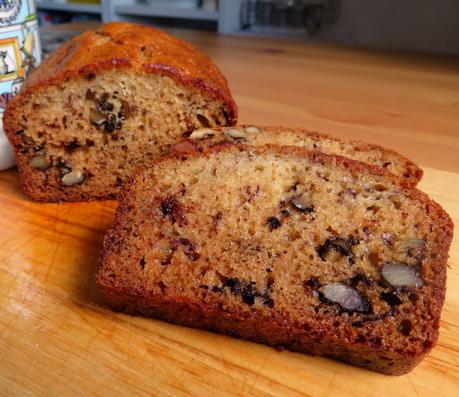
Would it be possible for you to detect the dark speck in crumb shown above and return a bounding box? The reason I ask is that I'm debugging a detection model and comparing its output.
[139,256,146,269]
[381,292,402,306]
[211,211,223,231]
[348,273,372,287]
[263,297,274,307]
[280,209,290,217]
[158,281,167,294]
[303,277,321,291]
[85,72,96,81]
[160,196,187,225]
[382,232,392,246]
[224,278,256,306]
[179,237,200,261]
[399,319,413,336]
[85,89,96,101]
[268,216,281,229]
[159,197,174,215]
[64,139,81,152]
[377,278,391,288]
[115,177,123,187]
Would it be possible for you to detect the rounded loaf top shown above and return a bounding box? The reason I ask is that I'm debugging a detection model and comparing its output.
[22,22,237,122]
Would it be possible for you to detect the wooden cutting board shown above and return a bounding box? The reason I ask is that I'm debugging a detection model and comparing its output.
[2,26,459,397]
[0,165,458,396]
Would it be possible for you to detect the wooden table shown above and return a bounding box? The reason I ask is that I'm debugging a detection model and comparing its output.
[1,27,458,396]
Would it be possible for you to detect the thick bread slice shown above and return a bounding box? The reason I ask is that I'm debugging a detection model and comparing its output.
[182,125,423,185]
[96,144,452,375]
[3,22,236,202]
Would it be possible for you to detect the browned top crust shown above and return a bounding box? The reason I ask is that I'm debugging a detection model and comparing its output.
[16,22,237,123]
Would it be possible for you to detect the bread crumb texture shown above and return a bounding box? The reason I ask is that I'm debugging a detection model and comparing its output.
[97,144,453,375]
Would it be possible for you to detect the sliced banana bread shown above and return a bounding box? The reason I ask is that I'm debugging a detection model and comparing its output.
[3,22,237,202]
[96,144,452,375]
[181,125,422,185]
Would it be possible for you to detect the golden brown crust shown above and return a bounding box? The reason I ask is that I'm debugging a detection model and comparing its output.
[14,22,236,124]
[97,143,453,375]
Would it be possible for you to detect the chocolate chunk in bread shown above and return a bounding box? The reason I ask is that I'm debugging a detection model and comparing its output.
[182,125,423,185]
[3,22,237,202]
[96,144,452,375]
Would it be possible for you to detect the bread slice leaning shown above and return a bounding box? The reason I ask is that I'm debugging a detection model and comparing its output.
[96,143,452,375]
[179,125,423,186]
[3,22,237,202]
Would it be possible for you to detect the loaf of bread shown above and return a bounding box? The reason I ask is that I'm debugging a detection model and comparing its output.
[179,125,423,185]
[96,143,452,375]
[3,22,237,202]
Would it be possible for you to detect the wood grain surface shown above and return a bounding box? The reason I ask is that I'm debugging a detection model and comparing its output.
[1,27,459,396]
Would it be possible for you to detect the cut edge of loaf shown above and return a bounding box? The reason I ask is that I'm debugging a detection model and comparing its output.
[96,143,453,375]
[182,125,423,186]
[4,23,237,202]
